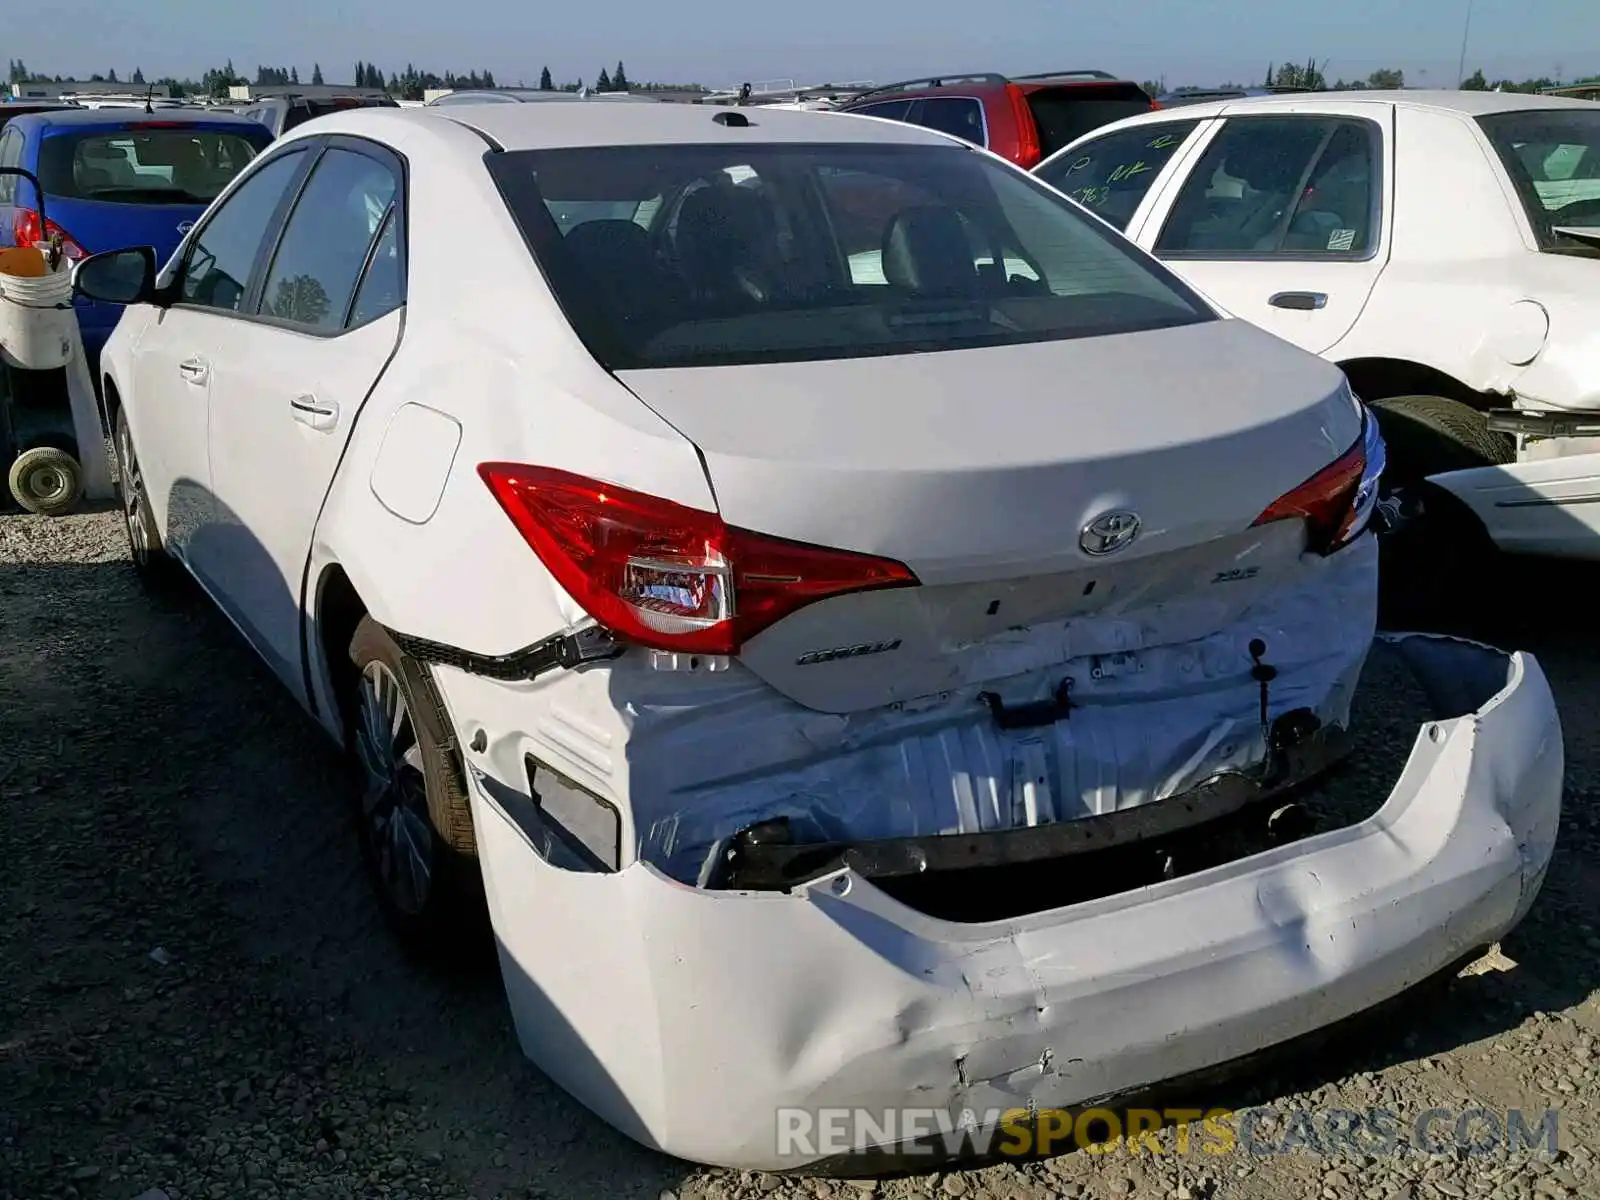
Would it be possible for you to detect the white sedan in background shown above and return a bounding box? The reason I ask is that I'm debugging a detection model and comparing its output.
[74,101,1561,1169]
[1035,91,1600,575]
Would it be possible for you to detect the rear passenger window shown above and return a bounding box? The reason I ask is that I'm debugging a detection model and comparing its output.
[1155,116,1379,257]
[347,205,404,327]
[851,100,913,122]
[911,98,986,147]
[1036,121,1202,231]
[181,149,307,312]
[258,147,397,331]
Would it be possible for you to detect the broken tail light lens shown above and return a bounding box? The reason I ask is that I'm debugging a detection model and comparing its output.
[478,464,920,655]
[13,208,86,262]
[1251,406,1385,555]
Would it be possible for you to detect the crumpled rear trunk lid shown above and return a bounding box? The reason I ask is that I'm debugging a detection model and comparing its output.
[616,317,1362,714]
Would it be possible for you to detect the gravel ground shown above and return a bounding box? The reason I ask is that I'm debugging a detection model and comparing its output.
[3,507,1599,1200]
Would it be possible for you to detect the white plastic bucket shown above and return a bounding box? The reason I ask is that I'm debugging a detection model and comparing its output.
[0,256,75,371]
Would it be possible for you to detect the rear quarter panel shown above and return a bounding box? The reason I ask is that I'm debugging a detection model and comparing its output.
[1324,105,1546,393]
[304,117,714,718]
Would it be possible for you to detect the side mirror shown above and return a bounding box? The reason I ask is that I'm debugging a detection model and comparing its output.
[73,246,159,306]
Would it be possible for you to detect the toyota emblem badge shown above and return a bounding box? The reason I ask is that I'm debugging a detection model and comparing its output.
[1079,510,1141,556]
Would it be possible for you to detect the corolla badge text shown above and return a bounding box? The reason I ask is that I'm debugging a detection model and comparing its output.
[795,638,903,666]
[1079,510,1141,556]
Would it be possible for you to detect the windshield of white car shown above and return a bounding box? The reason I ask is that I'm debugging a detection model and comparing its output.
[488,142,1214,369]
[38,128,264,205]
[1478,109,1600,251]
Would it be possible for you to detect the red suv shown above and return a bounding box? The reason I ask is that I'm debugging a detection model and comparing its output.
[838,70,1157,170]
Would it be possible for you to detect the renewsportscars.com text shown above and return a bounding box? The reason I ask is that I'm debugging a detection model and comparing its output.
[775,1105,1561,1160]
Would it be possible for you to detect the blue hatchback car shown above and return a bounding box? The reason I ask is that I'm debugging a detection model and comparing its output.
[0,108,272,377]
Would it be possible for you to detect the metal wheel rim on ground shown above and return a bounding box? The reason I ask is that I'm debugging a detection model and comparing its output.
[117,425,149,563]
[355,660,434,915]
[21,463,70,504]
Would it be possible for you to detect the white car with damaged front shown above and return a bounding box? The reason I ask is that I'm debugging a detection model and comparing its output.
[75,101,1562,1170]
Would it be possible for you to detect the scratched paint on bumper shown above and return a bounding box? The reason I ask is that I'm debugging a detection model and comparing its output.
[460,632,1561,1170]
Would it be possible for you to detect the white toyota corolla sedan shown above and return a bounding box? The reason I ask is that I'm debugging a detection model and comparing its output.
[73,102,1561,1170]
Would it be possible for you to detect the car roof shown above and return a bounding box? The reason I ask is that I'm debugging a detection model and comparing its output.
[6,107,269,131]
[430,89,561,102]
[309,101,959,150]
[843,70,1136,103]
[1105,88,1600,125]
[1158,86,1310,102]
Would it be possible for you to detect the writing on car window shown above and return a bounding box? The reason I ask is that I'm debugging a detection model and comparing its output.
[1035,122,1202,231]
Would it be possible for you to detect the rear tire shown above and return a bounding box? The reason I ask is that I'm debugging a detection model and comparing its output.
[112,408,185,595]
[347,616,487,958]
[8,445,83,516]
[1368,394,1513,485]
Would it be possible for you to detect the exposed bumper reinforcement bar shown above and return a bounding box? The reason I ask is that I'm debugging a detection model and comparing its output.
[709,708,1350,890]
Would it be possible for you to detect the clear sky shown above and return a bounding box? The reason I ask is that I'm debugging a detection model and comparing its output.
[10,0,1598,91]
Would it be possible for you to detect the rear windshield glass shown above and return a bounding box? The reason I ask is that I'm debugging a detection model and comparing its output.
[38,127,265,204]
[1478,109,1600,249]
[1026,86,1154,158]
[488,141,1212,370]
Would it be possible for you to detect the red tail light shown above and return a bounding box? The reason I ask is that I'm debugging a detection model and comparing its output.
[13,208,87,262]
[478,464,919,655]
[1004,83,1042,168]
[1251,436,1368,554]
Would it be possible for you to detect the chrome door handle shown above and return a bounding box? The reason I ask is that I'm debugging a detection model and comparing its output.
[289,393,339,431]
[178,357,209,384]
[1268,291,1328,311]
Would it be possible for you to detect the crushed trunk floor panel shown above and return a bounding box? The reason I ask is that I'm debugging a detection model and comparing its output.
[735,642,1437,923]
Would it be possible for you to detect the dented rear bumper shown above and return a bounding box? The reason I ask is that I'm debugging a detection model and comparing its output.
[462,633,1562,1171]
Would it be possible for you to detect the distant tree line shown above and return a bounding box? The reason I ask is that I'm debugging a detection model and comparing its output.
[363,60,643,100]
[253,65,301,86]
[1154,59,1599,96]
[1456,68,1594,93]
[31,54,1593,101]
[4,57,707,100]
[1257,61,1413,91]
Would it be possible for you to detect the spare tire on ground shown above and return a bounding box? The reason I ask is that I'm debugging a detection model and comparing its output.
[7,444,83,516]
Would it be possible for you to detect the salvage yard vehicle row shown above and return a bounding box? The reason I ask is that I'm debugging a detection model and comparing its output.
[1034,90,1600,568]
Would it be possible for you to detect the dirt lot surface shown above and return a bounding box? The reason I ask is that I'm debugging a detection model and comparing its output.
[4,507,1600,1200]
